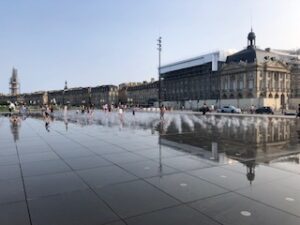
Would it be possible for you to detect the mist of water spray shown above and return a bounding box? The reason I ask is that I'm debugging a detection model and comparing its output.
[52,110,290,135]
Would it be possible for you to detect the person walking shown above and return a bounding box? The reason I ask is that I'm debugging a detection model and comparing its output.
[202,103,209,115]
[118,105,124,121]
[250,105,255,114]
[297,104,300,118]
[160,105,166,120]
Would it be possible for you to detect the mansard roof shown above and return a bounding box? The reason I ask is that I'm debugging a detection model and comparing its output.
[226,47,278,64]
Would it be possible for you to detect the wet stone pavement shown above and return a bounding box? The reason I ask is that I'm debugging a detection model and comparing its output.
[1,111,300,225]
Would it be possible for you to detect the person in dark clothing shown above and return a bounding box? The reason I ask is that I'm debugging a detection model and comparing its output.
[297,104,300,118]
[50,105,54,113]
[201,103,209,115]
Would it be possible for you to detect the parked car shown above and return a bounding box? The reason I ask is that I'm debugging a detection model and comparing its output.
[255,106,274,114]
[218,105,241,113]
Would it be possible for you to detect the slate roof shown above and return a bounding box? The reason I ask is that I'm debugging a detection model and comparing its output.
[226,47,278,64]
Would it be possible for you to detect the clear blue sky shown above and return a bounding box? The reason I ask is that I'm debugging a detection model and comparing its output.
[0,0,299,93]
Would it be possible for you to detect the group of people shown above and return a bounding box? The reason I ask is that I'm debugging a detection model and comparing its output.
[103,104,114,112]
[79,104,95,114]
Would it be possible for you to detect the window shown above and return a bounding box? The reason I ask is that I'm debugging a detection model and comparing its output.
[239,79,244,89]
[232,78,236,90]
[259,80,265,90]
[249,79,254,89]
[224,78,228,90]
[279,81,282,89]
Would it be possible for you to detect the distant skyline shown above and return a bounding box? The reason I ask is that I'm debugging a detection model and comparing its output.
[0,0,300,93]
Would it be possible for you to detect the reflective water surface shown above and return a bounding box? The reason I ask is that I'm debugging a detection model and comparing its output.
[1,111,300,225]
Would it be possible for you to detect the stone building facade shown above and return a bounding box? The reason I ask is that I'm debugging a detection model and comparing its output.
[127,81,158,106]
[23,91,48,105]
[91,85,118,106]
[48,90,64,105]
[118,82,141,104]
[289,63,300,107]
[0,84,118,107]
[219,29,299,110]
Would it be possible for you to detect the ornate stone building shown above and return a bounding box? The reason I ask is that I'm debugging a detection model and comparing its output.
[159,30,300,110]
[220,30,291,109]
[219,29,294,109]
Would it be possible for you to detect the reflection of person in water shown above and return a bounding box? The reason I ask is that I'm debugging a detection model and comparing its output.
[44,110,51,132]
[245,160,256,184]
[118,105,124,122]
[160,105,166,120]
[10,114,21,142]
[64,116,68,131]
[159,119,166,135]
[20,103,28,116]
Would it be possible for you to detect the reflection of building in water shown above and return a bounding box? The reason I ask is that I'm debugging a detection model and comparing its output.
[10,119,21,142]
[159,117,294,157]
[269,154,300,165]
[159,117,298,183]
[216,118,291,144]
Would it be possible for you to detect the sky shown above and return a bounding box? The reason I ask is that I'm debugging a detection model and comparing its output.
[0,0,300,93]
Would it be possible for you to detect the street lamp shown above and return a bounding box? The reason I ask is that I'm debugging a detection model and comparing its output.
[63,90,65,106]
[88,87,92,106]
[157,37,162,107]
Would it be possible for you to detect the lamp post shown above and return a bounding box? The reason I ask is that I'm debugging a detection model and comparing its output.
[157,37,162,107]
[63,90,65,106]
[88,87,92,106]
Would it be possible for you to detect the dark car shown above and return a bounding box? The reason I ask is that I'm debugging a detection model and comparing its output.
[255,106,274,114]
